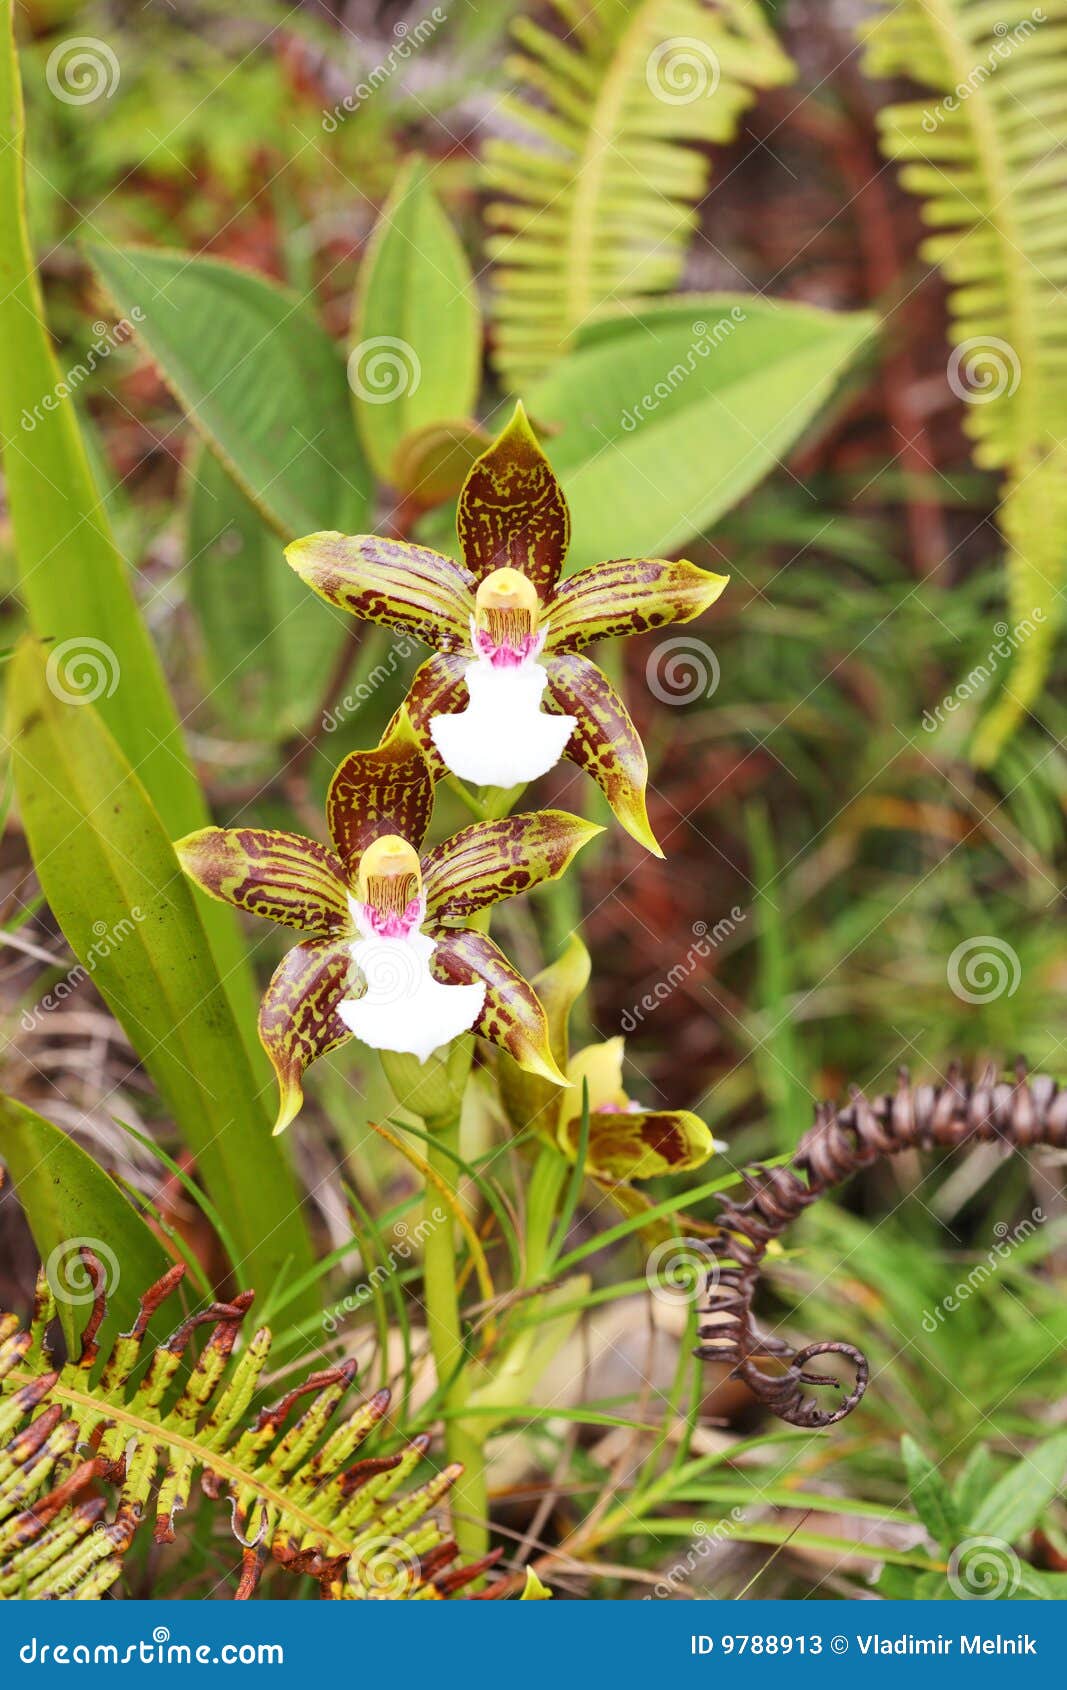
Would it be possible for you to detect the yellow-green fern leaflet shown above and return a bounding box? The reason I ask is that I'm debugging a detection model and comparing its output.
[485,0,794,388]
[861,0,1067,761]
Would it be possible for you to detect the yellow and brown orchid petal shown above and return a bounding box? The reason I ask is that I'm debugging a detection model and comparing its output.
[545,558,729,653]
[456,402,569,595]
[326,713,434,874]
[284,533,475,653]
[543,652,663,858]
[560,1106,714,1182]
[421,811,601,923]
[429,928,568,1087]
[258,938,353,1135]
[174,827,349,934]
[388,651,469,780]
[566,1036,628,1113]
[497,934,590,1140]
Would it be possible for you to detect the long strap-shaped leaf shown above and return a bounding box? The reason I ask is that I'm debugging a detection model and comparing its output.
[485,0,794,387]
[0,0,261,1048]
[7,641,316,1318]
[861,0,1067,759]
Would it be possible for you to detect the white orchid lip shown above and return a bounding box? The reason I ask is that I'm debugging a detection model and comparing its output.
[339,834,485,1063]
[429,568,576,786]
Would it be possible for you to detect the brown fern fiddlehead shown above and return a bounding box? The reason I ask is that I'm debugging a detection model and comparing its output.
[696,1061,1067,1429]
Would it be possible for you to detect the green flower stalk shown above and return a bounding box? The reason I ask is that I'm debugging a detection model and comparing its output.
[285,403,729,856]
[175,715,598,1135]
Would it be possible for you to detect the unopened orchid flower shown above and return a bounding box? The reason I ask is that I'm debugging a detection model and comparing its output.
[498,936,717,1219]
[285,404,728,856]
[175,717,599,1134]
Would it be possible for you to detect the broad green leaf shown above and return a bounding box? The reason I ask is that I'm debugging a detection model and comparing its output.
[88,242,369,539]
[185,447,349,737]
[7,639,317,1318]
[528,296,877,566]
[351,158,481,485]
[0,1092,170,1355]
[902,1435,960,1550]
[968,1431,1067,1544]
[0,0,258,1051]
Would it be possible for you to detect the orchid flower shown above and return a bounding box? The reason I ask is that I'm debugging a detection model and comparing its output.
[175,717,599,1135]
[497,936,717,1219]
[285,404,728,857]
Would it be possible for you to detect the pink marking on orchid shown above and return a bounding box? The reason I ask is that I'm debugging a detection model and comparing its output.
[471,623,546,669]
[356,894,425,940]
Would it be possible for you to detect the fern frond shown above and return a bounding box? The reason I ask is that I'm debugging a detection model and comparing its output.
[861,0,1067,757]
[0,1253,498,1600]
[484,0,794,388]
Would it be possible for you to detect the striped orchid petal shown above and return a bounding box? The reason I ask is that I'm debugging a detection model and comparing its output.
[259,938,353,1135]
[422,811,602,923]
[430,928,568,1087]
[546,558,729,653]
[174,828,349,934]
[560,1106,714,1181]
[543,652,662,858]
[388,652,469,779]
[285,533,475,652]
[326,713,434,872]
[456,403,569,594]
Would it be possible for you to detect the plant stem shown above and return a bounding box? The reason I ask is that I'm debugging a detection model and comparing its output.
[422,1118,488,1562]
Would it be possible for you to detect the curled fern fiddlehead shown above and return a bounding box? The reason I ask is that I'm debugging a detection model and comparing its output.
[697,1061,1067,1428]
